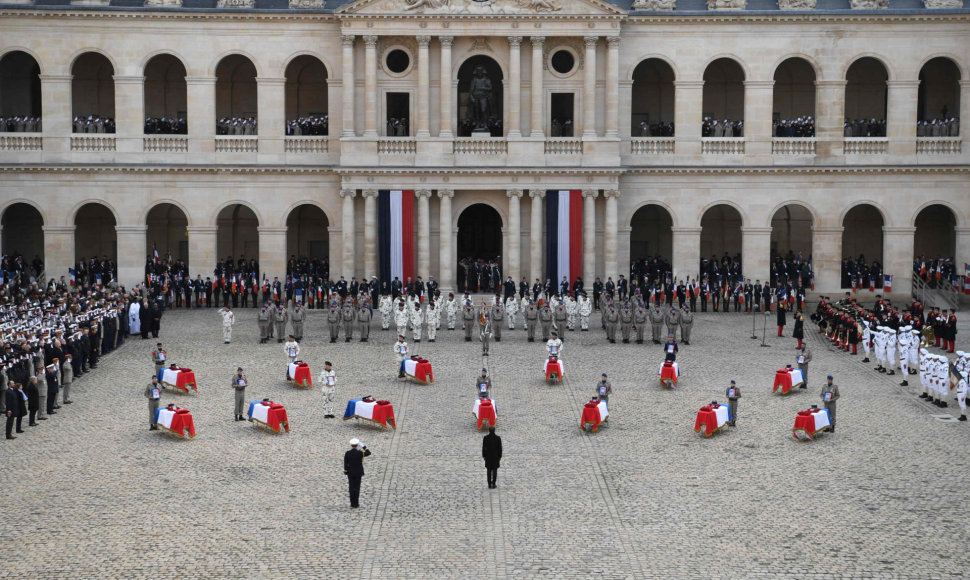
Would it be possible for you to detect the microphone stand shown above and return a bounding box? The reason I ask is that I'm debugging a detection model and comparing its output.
[760,310,771,348]
[750,307,758,339]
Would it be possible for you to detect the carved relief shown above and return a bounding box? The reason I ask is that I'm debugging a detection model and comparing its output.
[632,0,676,9]
[849,0,888,7]
[706,0,745,8]
[217,0,254,7]
[401,0,563,14]
[922,0,963,7]
[289,0,325,7]
[777,0,816,9]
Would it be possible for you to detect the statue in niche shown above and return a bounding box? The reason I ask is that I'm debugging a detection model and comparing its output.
[466,66,494,132]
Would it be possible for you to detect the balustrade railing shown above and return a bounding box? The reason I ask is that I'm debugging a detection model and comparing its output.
[843,137,888,154]
[144,136,188,153]
[378,138,416,155]
[630,137,675,155]
[215,136,258,153]
[0,134,42,151]
[772,138,816,155]
[916,136,961,155]
[284,136,329,154]
[701,137,745,155]
[71,136,116,152]
[544,138,583,155]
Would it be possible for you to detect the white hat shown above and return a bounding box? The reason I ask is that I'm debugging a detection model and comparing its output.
[957,351,965,357]
[349,438,360,446]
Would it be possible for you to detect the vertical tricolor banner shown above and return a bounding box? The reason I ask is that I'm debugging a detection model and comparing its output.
[378,190,415,288]
[545,190,583,286]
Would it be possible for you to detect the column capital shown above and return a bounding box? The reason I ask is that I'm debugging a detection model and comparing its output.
[583,36,599,47]
[602,189,621,199]
[528,189,545,198]
[415,189,433,198]
[42,225,76,234]
[339,188,357,199]
[743,80,774,89]
[439,35,454,47]
[416,35,432,46]
[506,188,523,199]
[114,225,148,234]
[256,76,287,85]
[606,36,620,47]
[184,76,217,84]
[815,80,847,88]
[582,189,599,199]
[882,226,917,235]
[257,226,289,235]
[112,75,145,84]
[342,35,356,46]
[38,74,73,83]
[530,36,545,47]
[437,189,454,199]
[670,227,703,234]
[363,35,379,46]
[186,226,219,234]
[361,189,379,198]
[673,80,704,89]
[507,35,523,47]
[740,226,773,234]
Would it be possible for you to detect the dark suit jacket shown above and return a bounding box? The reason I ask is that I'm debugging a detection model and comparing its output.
[344,447,372,477]
[482,433,503,469]
[25,382,39,411]
[6,388,25,417]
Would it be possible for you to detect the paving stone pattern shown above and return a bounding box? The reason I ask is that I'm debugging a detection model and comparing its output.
[2,301,969,578]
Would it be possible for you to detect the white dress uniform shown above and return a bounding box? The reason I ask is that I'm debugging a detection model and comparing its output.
[546,337,563,358]
[873,327,887,370]
[394,305,409,338]
[505,297,518,330]
[861,321,872,360]
[445,298,459,330]
[284,340,300,363]
[220,309,235,343]
[919,349,931,399]
[884,328,897,374]
[410,305,424,342]
[425,304,440,341]
[378,296,393,330]
[565,297,578,331]
[897,327,910,376]
[578,295,592,331]
[319,368,336,417]
[909,329,920,368]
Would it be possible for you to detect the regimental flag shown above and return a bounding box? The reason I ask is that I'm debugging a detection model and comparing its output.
[378,190,416,289]
[884,274,893,293]
[69,268,76,287]
[545,190,583,285]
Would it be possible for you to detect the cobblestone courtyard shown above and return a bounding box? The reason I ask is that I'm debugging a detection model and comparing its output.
[3,302,969,578]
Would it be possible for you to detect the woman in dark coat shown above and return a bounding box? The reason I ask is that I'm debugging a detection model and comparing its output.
[793,310,805,349]
[776,296,787,337]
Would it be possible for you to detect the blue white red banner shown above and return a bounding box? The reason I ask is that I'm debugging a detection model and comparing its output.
[378,190,415,288]
[545,190,583,286]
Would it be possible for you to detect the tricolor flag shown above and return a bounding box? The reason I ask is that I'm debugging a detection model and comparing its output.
[883,274,893,293]
[153,241,160,264]
[545,190,583,285]
[378,190,416,288]
[964,263,970,295]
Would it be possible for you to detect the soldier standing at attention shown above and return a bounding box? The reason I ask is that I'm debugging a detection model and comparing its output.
[619,301,633,344]
[797,345,812,389]
[539,302,553,341]
[726,380,740,426]
[358,300,372,342]
[425,301,439,343]
[257,302,271,344]
[290,301,306,342]
[396,301,410,339]
[603,302,619,344]
[462,301,476,342]
[328,300,341,343]
[342,300,356,343]
[233,367,247,421]
[821,375,840,432]
[665,306,680,342]
[152,343,167,376]
[410,301,424,343]
[680,306,694,345]
[320,361,336,418]
[524,299,539,342]
[490,298,504,342]
[220,306,235,344]
[145,375,161,430]
[274,304,288,343]
[649,304,664,345]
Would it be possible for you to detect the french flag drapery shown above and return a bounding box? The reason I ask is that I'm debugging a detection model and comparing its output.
[545,190,583,285]
[378,190,415,287]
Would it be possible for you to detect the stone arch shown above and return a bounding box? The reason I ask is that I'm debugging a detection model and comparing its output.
[631,58,676,136]
[208,49,263,78]
[770,203,815,260]
[626,199,679,229]
[285,203,331,262]
[770,53,823,81]
[146,202,190,265]
[67,47,119,76]
[0,50,42,121]
[214,54,259,129]
[284,54,329,131]
[917,53,968,82]
[1,202,45,268]
[144,54,187,131]
[0,198,48,224]
[0,47,45,75]
[700,203,744,263]
[700,54,751,81]
[772,57,817,126]
[911,199,962,228]
[216,203,260,266]
[69,198,120,224]
[841,53,895,83]
[838,200,890,229]
[765,199,820,229]
[625,53,680,82]
[702,57,746,127]
[281,50,334,81]
[209,199,263,227]
[913,204,957,261]
[629,204,674,283]
[456,54,505,137]
[142,199,193,227]
[71,51,116,128]
[841,203,885,265]
[74,202,118,264]
[456,202,504,293]
[451,197,506,231]
[139,49,192,74]
[695,199,748,229]
[917,56,961,125]
[844,56,890,126]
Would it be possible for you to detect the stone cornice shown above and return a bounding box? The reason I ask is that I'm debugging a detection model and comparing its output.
[627,11,970,25]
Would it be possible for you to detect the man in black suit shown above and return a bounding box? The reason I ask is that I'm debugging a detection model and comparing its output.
[5,381,26,439]
[25,377,40,426]
[482,426,503,489]
[343,438,372,508]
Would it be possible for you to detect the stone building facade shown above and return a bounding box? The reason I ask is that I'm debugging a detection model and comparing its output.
[0,0,968,296]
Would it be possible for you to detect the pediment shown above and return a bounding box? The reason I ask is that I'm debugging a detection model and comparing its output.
[336,0,626,17]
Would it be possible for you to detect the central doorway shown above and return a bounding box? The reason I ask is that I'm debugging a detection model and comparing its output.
[457,203,502,293]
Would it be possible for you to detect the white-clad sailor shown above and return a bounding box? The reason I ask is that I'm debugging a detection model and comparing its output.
[898,326,911,386]
[908,328,920,373]
[955,369,968,422]
[919,348,931,401]
[861,319,872,363]
[320,361,336,418]
[885,327,897,376]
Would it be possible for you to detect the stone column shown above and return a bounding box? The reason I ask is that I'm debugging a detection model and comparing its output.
[882,226,915,297]
[582,189,598,282]
[811,226,843,294]
[112,75,145,153]
[438,190,454,290]
[603,190,619,282]
[671,227,702,281]
[186,225,218,277]
[815,80,846,157]
[115,225,148,287]
[673,80,704,156]
[258,227,288,281]
[887,80,920,157]
[529,189,544,281]
[341,35,356,137]
[363,35,379,137]
[530,37,545,138]
[362,189,379,279]
[340,189,357,278]
[256,76,286,156]
[741,227,772,283]
[416,189,432,280]
[960,81,970,152]
[439,36,454,138]
[42,225,75,284]
[605,37,620,139]
[506,189,523,282]
[416,35,431,138]
[954,227,970,286]
[507,36,522,138]
[582,36,598,138]
[39,75,73,154]
[185,76,217,154]
[743,80,774,157]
